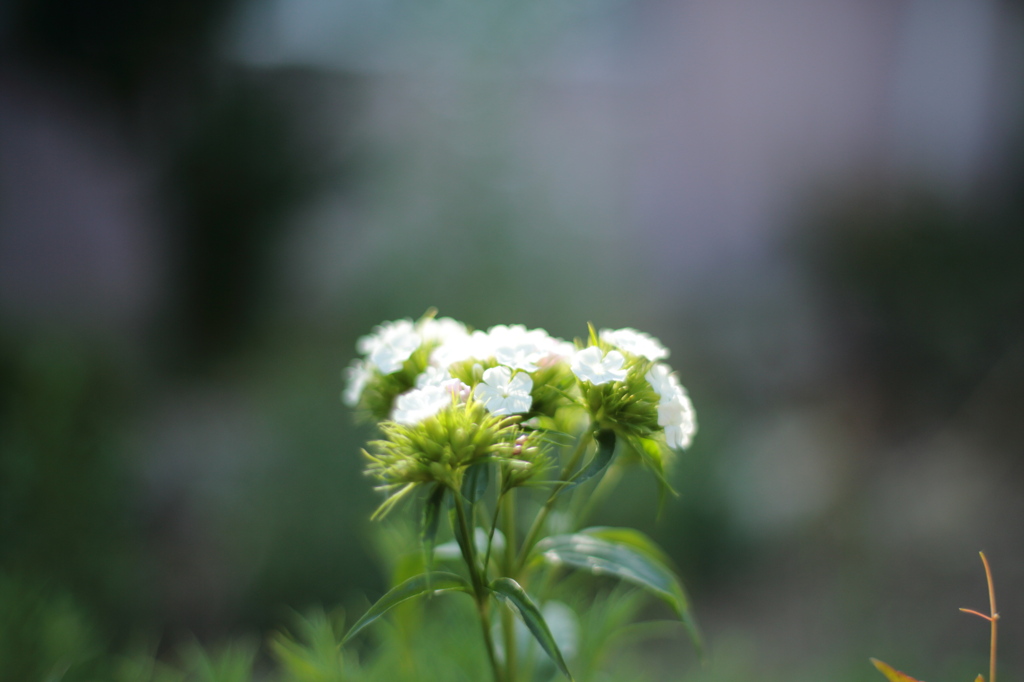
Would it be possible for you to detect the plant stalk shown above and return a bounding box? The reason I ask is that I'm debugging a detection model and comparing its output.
[453,491,504,682]
[960,551,998,682]
[982,551,997,682]
[501,491,518,682]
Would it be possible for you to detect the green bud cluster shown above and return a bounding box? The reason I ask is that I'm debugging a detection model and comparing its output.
[579,351,662,437]
[363,398,524,515]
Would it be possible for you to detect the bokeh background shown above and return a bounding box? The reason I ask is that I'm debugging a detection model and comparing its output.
[1,0,1022,679]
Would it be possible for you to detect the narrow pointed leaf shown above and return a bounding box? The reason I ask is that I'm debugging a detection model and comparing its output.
[422,486,445,546]
[534,528,702,654]
[624,435,678,498]
[489,577,574,681]
[580,527,674,568]
[449,506,474,569]
[870,658,925,682]
[342,572,470,645]
[421,485,446,570]
[564,429,617,491]
[461,461,491,504]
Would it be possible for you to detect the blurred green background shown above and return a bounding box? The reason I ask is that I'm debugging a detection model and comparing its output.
[0,0,1022,679]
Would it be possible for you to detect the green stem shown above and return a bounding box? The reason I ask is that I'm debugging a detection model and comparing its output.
[478,601,503,682]
[514,429,594,575]
[453,492,504,682]
[501,491,518,682]
[501,489,518,576]
[483,490,503,578]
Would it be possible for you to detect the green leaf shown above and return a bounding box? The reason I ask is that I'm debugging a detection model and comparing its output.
[623,435,678,504]
[534,528,702,654]
[461,461,491,504]
[449,505,473,566]
[421,485,446,573]
[564,429,616,491]
[489,578,574,681]
[341,572,471,646]
[422,486,445,545]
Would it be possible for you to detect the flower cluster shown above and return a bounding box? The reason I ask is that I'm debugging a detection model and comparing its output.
[344,314,697,505]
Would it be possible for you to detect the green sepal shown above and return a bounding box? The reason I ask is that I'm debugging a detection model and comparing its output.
[341,572,471,646]
[489,577,575,681]
[533,527,702,656]
[369,482,417,520]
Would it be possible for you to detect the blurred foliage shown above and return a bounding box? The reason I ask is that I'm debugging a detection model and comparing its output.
[0,572,103,682]
[180,640,258,682]
[804,189,1024,433]
[0,336,153,634]
[270,608,352,682]
[112,649,186,682]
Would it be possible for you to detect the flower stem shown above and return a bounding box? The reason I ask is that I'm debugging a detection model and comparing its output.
[483,491,503,577]
[453,491,504,682]
[501,491,518,682]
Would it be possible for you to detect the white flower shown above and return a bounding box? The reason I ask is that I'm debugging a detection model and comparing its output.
[659,394,697,449]
[431,330,490,368]
[490,325,566,372]
[342,359,372,406]
[431,323,571,371]
[415,365,453,388]
[570,346,628,385]
[419,317,469,344]
[475,366,534,415]
[645,363,697,449]
[390,386,450,424]
[644,363,678,397]
[357,319,421,374]
[600,328,669,361]
[390,379,470,424]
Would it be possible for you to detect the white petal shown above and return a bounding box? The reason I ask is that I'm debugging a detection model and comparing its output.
[600,328,669,361]
[342,360,371,406]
